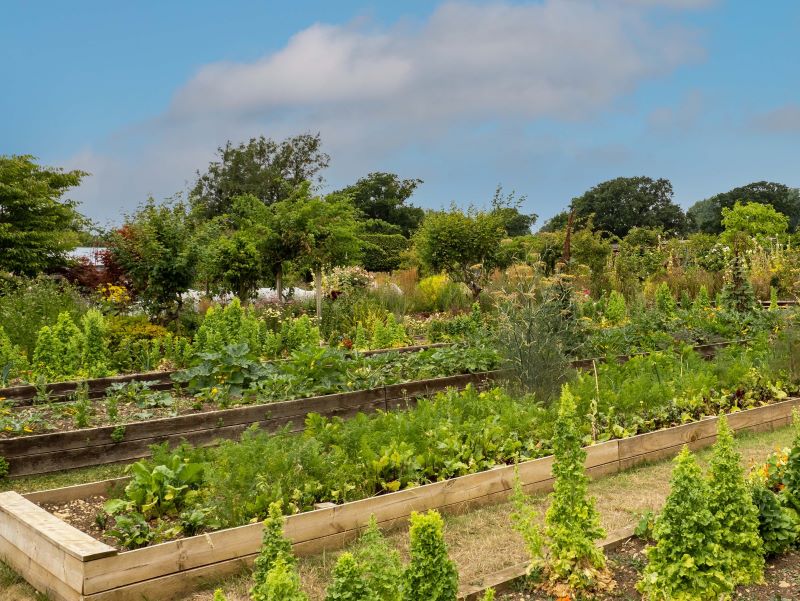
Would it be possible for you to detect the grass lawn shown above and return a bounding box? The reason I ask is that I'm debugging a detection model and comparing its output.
[1,424,794,601]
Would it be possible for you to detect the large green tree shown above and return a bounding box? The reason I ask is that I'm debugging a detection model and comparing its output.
[414,206,507,298]
[265,185,362,314]
[191,134,330,220]
[0,155,87,275]
[109,198,197,318]
[687,181,800,234]
[337,172,424,237]
[569,176,687,238]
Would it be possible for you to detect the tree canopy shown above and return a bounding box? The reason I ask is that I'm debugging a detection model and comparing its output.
[720,201,789,247]
[108,198,197,317]
[569,176,687,238]
[190,134,330,220]
[414,206,507,298]
[687,181,800,234]
[0,155,87,275]
[337,172,424,237]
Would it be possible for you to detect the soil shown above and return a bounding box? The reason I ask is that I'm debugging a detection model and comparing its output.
[500,538,800,600]
[0,393,218,439]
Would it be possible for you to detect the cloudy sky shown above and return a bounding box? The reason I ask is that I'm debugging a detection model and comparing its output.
[2,0,798,227]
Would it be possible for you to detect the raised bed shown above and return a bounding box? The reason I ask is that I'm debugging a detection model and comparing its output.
[0,342,452,405]
[0,370,501,477]
[1,396,795,601]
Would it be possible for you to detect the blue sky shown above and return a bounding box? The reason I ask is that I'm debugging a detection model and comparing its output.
[2,0,799,227]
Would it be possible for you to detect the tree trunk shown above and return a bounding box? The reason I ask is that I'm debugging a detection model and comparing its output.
[275,265,283,304]
[315,265,323,320]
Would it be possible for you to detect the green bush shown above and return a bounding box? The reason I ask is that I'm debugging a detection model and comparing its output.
[750,484,799,556]
[0,325,27,385]
[509,386,608,594]
[324,552,372,601]
[604,290,627,324]
[361,233,410,272]
[194,299,262,357]
[251,557,308,601]
[370,313,407,350]
[403,510,458,601]
[0,276,87,356]
[638,447,733,600]
[251,501,295,595]
[81,309,109,377]
[352,517,403,601]
[263,315,320,358]
[707,416,763,584]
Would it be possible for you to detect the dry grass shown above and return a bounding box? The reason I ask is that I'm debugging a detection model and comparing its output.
[1,425,794,601]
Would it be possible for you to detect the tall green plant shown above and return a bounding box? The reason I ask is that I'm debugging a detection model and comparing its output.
[403,510,458,601]
[707,416,763,584]
[324,552,372,601]
[250,501,295,595]
[541,385,607,592]
[251,557,308,601]
[352,517,403,601]
[53,311,83,377]
[81,309,108,377]
[638,447,733,600]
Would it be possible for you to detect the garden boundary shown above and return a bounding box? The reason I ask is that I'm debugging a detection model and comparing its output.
[0,370,501,477]
[0,343,452,405]
[0,396,795,601]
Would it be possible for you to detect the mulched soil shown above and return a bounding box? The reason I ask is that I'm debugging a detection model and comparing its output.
[500,538,800,600]
[0,394,218,439]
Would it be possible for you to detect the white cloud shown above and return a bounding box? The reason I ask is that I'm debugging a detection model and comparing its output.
[65,0,706,222]
[752,104,800,134]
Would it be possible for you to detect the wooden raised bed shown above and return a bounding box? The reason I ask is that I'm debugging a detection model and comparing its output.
[0,342,452,405]
[1,396,795,601]
[0,370,501,477]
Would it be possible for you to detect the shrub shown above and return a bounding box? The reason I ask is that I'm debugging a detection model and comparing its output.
[361,234,410,272]
[212,590,227,601]
[654,282,676,316]
[750,484,799,556]
[263,315,320,358]
[370,313,407,350]
[251,501,295,595]
[543,386,607,592]
[403,510,458,601]
[0,325,27,385]
[604,290,627,324]
[638,447,733,600]
[323,266,374,292]
[52,312,83,378]
[251,557,308,601]
[352,516,403,601]
[81,309,109,377]
[324,552,372,601]
[32,326,59,380]
[194,299,262,357]
[706,416,764,584]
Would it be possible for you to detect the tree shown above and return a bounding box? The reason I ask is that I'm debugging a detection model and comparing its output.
[338,172,424,237]
[108,198,197,319]
[414,206,506,298]
[0,155,87,275]
[191,134,330,219]
[687,181,800,234]
[269,187,362,316]
[209,231,262,300]
[720,201,789,247]
[570,176,687,238]
[540,211,571,233]
[489,185,537,237]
